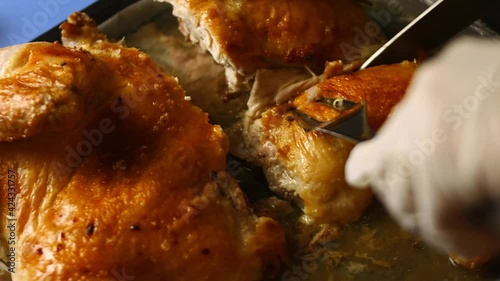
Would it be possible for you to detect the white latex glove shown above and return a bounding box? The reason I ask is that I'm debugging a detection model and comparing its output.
[346,37,500,257]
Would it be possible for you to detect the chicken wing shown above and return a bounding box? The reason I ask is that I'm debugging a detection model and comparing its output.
[160,0,384,92]
[0,12,286,281]
[231,61,417,224]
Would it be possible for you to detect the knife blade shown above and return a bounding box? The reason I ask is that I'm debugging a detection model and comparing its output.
[361,0,500,69]
[293,101,374,143]
[317,0,500,143]
[314,102,375,143]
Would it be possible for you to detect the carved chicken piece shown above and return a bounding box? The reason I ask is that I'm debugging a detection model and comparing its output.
[0,12,286,281]
[159,0,384,92]
[232,61,417,224]
[125,22,247,128]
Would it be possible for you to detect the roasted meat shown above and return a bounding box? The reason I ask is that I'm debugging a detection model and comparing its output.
[0,13,286,281]
[125,20,247,128]
[231,61,417,224]
[160,0,385,92]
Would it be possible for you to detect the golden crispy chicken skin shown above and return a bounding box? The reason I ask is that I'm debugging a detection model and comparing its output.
[0,42,105,142]
[0,13,286,281]
[160,0,383,91]
[233,62,416,224]
[295,61,417,130]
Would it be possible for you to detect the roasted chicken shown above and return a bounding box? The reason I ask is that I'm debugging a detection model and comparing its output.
[231,61,417,224]
[125,20,247,128]
[0,12,286,281]
[160,0,385,92]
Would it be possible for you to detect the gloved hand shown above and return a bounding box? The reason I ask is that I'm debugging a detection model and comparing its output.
[345,37,500,257]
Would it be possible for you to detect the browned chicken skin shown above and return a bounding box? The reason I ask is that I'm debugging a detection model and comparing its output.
[160,0,384,91]
[295,61,417,131]
[233,62,417,224]
[0,13,286,281]
[0,42,105,142]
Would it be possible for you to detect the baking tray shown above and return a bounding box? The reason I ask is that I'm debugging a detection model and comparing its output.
[16,0,500,281]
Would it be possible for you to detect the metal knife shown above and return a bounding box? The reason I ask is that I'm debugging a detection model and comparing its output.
[293,101,375,143]
[361,0,500,69]
[307,0,500,142]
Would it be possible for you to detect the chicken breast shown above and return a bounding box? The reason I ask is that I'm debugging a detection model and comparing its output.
[159,0,385,92]
[0,12,286,281]
[231,61,417,224]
